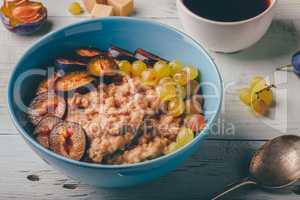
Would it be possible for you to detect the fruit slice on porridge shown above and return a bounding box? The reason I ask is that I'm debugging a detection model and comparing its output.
[36,72,60,95]
[108,45,137,62]
[27,45,206,164]
[75,47,104,60]
[55,58,87,73]
[49,121,87,161]
[87,55,118,77]
[55,71,96,94]
[134,48,168,66]
[34,116,62,148]
[28,92,66,125]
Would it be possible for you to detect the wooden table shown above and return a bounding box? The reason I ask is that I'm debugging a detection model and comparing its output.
[1,0,300,199]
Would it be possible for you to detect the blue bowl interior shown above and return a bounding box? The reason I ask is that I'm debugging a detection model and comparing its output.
[8,18,222,168]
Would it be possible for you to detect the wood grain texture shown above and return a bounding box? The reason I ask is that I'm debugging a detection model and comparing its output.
[0,0,299,19]
[1,135,299,200]
[1,19,300,139]
[1,0,300,199]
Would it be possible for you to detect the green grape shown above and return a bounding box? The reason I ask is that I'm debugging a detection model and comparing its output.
[164,142,177,154]
[156,84,177,102]
[176,84,186,99]
[159,77,175,86]
[118,60,132,75]
[251,81,273,107]
[173,71,188,86]
[249,76,265,91]
[259,89,273,107]
[68,2,82,15]
[159,78,181,100]
[141,69,158,86]
[184,65,199,80]
[186,80,200,97]
[132,60,147,77]
[166,97,185,117]
[176,128,194,148]
[169,60,183,76]
[239,88,251,106]
[251,98,268,115]
[248,76,274,115]
[154,61,171,79]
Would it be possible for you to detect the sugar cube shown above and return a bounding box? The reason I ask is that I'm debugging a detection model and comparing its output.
[82,0,107,13]
[91,4,114,17]
[107,0,134,16]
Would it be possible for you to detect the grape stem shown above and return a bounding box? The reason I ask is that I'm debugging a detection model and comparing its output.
[255,84,276,95]
[3,0,8,7]
[276,64,293,71]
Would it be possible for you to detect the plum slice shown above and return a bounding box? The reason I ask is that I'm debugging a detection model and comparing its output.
[134,48,168,66]
[88,55,118,77]
[75,48,104,58]
[55,58,87,73]
[34,116,62,148]
[55,71,96,94]
[108,45,137,62]
[0,0,47,35]
[75,48,106,63]
[36,73,61,95]
[49,121,86,161]
[28,92,66,125]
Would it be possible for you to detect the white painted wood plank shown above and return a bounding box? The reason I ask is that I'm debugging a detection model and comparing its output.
[1,1,300,200]
[207,19,300,139]
[275,0,300,20]
[0,17,87,64]
[1,19,300,140]
[0,1,300,140]
[0,0,178,18]
[0,17,181,64]
[1,0,300,19]
[1,135,299,200]
[0,16,181,136]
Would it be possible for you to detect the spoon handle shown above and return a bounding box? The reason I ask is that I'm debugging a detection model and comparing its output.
[211,177,257,200]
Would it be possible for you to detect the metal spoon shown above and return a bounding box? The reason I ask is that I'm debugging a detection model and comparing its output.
[211,135,300,200]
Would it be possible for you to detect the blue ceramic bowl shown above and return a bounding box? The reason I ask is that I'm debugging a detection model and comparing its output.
[7,18,223,188]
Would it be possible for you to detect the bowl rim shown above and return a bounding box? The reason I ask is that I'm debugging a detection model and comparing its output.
[177,0,277,26]
[7,17,223,170]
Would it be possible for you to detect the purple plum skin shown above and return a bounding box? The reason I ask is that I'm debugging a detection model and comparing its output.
[292,51,300,76]
[0,8,47,35]
[55,58,88,74]
[108,45,137,62]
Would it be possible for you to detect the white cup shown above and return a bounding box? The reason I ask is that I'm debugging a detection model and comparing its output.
[177,0,277,53]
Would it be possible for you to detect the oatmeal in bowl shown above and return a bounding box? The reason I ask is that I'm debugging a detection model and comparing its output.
[8,18,223,187]
[27,46,206,165]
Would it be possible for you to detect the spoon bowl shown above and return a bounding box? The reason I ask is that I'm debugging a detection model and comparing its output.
[250,135,300,188]
[212,135,300,200]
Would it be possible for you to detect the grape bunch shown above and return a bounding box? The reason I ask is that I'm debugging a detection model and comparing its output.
[239,76,274,115]
[118,59,200,116]
[117,58,205,154]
